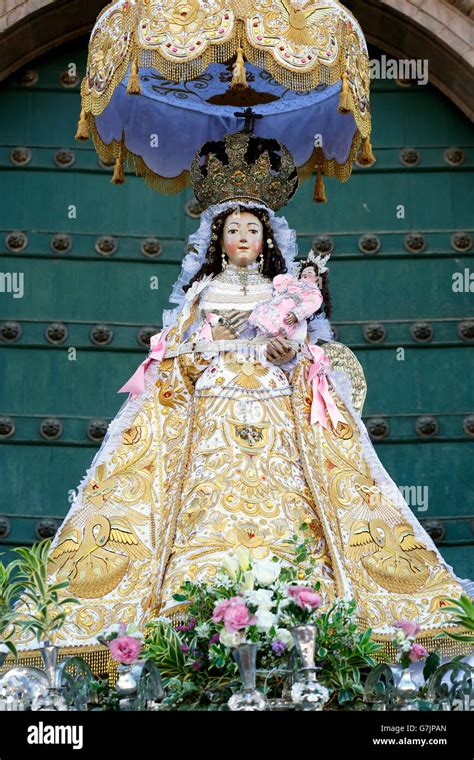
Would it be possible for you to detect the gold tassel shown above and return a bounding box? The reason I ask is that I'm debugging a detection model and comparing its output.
[75,109,90,141]
[231,46,248,89]
[358,136,376,166]
[314,166,327,203]
[111,144,125,185]
[338,71,351,114]
[127,57,142,95]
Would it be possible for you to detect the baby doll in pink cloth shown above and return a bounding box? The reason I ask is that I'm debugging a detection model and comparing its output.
[249,266,323,341]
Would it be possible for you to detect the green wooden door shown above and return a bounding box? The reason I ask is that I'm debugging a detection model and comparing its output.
[0,39,472,577]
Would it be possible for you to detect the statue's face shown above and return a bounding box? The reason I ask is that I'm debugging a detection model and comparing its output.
[301,266,317,282]
[221,210,263,268]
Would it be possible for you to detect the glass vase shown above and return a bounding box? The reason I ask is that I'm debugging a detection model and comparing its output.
[290,624,330,711]
[38,641,67,710]
[228,643,267,711]
[394,666,419,711]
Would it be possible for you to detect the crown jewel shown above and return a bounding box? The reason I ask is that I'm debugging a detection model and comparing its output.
[191,131,298,212]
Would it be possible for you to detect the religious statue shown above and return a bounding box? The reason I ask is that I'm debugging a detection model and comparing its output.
[11,131,472,660]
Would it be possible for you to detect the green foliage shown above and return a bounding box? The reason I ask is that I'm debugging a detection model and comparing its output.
[439,594,474,643]
[0,556,24,658]
[8,539,80,645]
[143,621,187,679]
[314,599,387,708]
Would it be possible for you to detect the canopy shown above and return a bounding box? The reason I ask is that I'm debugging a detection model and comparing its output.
[76,0,375,199]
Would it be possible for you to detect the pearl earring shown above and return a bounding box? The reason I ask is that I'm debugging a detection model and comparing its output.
[266,238,274,249]
[258,253,263,273]
[221,249,228,270]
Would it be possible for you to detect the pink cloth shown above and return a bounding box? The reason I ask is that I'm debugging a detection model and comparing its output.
[307,344,346,430]
[249,274,322,338]
[118,327,170,399]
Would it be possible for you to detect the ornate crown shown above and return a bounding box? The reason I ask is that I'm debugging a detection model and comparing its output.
[298,248,332,275]
[190,131,298,211]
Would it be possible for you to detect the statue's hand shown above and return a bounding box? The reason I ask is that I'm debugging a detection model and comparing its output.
[211,310,248,340]
[266,337,296,365]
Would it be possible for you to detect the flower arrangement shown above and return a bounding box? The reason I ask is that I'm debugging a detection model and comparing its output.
[99,622,143,665]
[143,525,385,709]
[392,619,429,669]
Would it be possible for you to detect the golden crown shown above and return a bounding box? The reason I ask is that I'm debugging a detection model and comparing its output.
[190,131,298,212]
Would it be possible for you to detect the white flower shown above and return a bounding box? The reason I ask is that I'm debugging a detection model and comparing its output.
[153,615,171,625]
[274,628,294,650]
[235,546,251,571]
[219,629,242,648]
[240,571,254,592]
[215,571,235,589]
[253,559,282,587]
[255,609,278,632]
[195,622,211,639]
[222,556,240,580]
[245,588,275,610]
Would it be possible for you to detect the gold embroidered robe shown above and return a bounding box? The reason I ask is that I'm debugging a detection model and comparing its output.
[9,284,472,665]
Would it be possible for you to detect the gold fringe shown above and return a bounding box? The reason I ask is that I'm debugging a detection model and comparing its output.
[314,166,327,203]
[75,108,90,141]
[127,57,142,95]
[112,137,125,184]
[1,644,119,685]
[338,71,351,114]
[79,23,372,140]
[358,135,376,166]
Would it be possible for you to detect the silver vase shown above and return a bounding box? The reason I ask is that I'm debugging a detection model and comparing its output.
[116,663,138,711]
[228,643,267,711]
[38,642,67,710]
[394,666,419,711]
[290,625,330,711]
[40,641,61,689]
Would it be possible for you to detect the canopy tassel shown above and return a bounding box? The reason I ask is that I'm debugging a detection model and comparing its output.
[231,46,248,89]
[358,136,376,166]
[112,140,125,184]
[338,71,351,114]
[314,166,327,203]
[75,109,90,141]
[127,57,142,95]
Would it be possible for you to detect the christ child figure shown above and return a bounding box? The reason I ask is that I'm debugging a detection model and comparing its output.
[248,265,323,341]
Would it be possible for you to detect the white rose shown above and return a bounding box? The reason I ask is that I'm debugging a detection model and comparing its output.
[274,628,294,650]
[219,629,242,648]
[245,588,274,610]
[222,556,240,580]
[253,559,281,587]
[255,609,278,632]
[235,546,251,571]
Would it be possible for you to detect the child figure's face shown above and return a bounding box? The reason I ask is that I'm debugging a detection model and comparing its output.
[301,266,317,282]
[222,211,263,268]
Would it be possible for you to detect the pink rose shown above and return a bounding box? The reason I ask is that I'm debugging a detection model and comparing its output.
[223,602,257,632]
[394,619,421,638]
[287,585,322,611]
[212,598,237,623]
[108,635,142,665]
[408,642,429,663]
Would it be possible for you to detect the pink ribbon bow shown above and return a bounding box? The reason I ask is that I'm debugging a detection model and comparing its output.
[307,344,346,430]
[118,327,170,398]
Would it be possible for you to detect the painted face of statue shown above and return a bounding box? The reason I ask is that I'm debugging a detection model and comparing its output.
[301,266,318,283]
[221,211,263,268]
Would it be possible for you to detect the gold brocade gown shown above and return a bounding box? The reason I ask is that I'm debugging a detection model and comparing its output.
[7,263,473,670]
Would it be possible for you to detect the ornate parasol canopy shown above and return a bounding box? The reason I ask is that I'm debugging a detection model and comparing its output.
[76,0,375,201]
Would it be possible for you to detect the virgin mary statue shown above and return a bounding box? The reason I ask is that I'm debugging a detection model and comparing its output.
[12,131,472,661]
